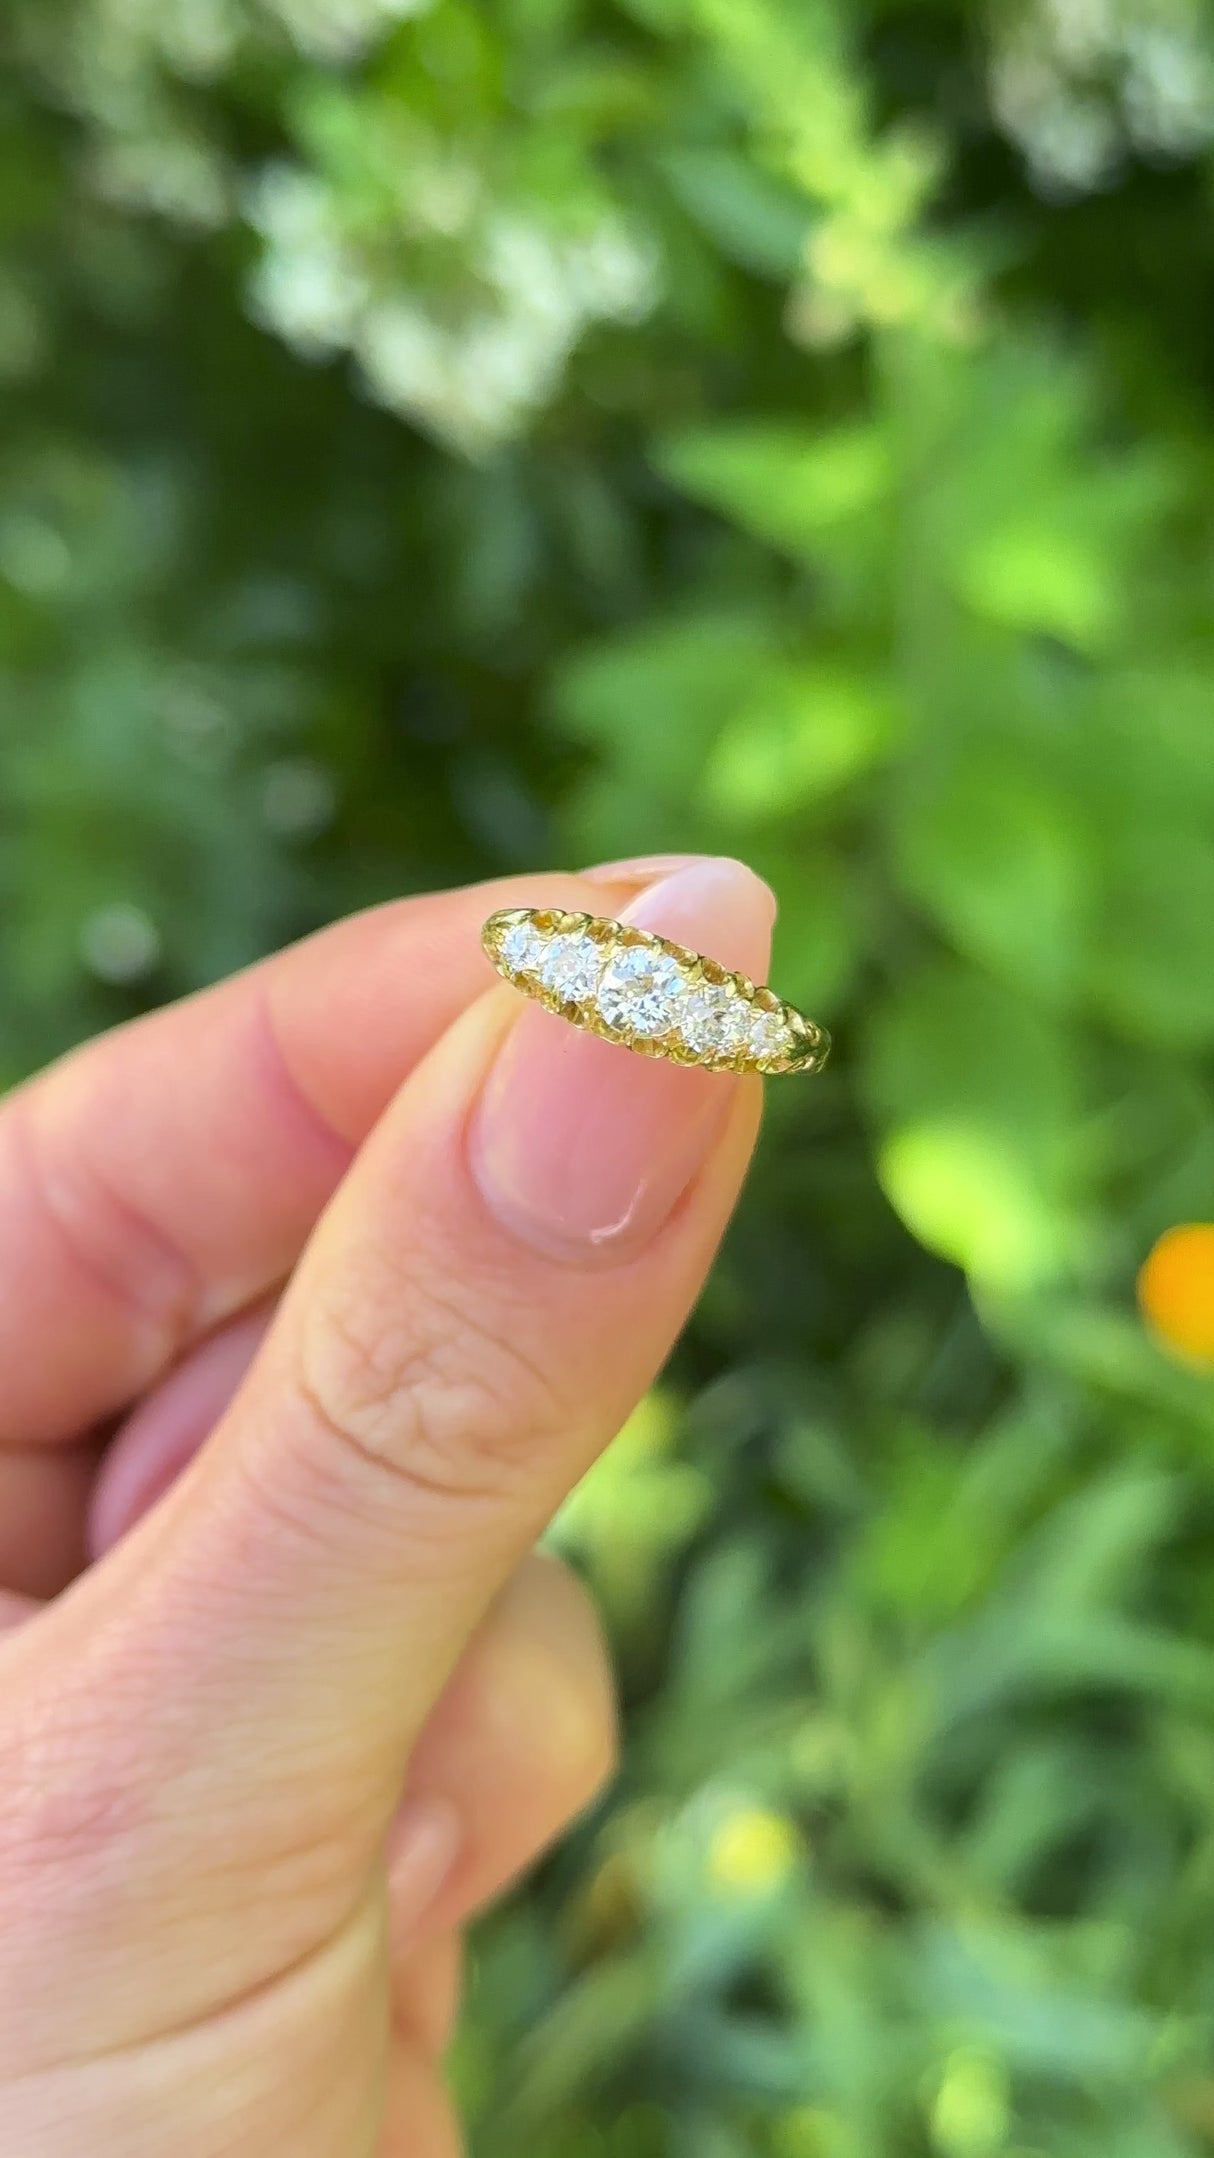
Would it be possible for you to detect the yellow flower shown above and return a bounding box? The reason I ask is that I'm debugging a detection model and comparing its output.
[706,1805,802,1895]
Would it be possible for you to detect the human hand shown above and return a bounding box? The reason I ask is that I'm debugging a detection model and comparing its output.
[0,855,774,2155]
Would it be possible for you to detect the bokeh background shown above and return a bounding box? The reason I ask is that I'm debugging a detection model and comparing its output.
[5,0,1214,2150]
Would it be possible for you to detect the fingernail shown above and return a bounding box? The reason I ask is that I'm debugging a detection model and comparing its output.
[583,851,708,887]
[584,852,778,916]
[470,858,775,1260]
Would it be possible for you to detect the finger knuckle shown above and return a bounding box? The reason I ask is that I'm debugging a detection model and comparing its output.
[295,1255,568,1519]
[13,1096,198,1341]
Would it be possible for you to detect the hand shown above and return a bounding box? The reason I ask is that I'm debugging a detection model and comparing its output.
[0,854,773,2155]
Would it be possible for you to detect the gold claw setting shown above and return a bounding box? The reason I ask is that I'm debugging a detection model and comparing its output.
[482,906,831,1076]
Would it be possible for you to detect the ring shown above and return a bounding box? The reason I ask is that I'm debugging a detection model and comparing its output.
[482,905,831,1075]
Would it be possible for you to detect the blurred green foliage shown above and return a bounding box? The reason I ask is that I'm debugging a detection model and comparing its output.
[5,0,1214,2150]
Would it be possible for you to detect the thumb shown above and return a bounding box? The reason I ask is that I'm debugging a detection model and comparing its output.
[0,860,772,2052]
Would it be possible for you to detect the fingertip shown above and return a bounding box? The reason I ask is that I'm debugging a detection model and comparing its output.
[471,856,772,1263]
[620,854,775,979]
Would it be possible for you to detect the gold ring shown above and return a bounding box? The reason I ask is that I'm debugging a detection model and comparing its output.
[482,906,831,1075]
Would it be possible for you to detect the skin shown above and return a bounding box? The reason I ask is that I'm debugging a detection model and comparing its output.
[0,853,774,2155]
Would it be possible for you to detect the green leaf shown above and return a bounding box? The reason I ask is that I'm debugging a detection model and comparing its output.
[765,850,860,1011]
[654,422,892,561]
[661,147,813,278]
[551,612,772,780]
[957,518,1115,650]
[866,962,1082,1289]
[891,740,1095,1005]
[701,663,899,823]
[551,1392,713,1628]
[1090,816,1214,1047]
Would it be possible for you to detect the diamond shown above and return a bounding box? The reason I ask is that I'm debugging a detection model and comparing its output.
[747,1004,792,1064]
[539,930,603,1003]
[499,917,548,977]
[678,979,750,1059]
[597,941,687,1037]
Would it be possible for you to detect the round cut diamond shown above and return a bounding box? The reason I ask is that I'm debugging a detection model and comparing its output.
[679,979,750,1059]
[500,918,548,978]
[539,930,603,1003]
[597,941,687,1037]
[747,1004,792,1064]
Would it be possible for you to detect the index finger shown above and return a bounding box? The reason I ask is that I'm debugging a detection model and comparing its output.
[0,869,644,1447]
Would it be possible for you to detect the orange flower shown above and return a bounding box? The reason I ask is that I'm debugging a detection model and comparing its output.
[1138,1224,1214,1368]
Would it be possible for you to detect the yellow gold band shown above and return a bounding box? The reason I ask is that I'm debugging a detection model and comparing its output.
[482,906,830,1076]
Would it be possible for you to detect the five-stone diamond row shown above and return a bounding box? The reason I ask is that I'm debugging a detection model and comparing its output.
[481,906,831,1076]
